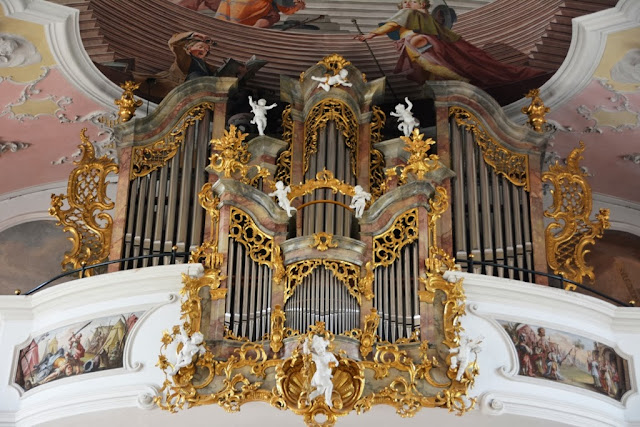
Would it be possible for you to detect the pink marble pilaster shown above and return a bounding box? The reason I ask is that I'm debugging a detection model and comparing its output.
[108,146,132,272]
[528,153,549,285]
[434,103,454,254]
[358,122,371,191]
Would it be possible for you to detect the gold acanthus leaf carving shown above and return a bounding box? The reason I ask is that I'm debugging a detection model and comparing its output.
[209,124,270,186]
[310,232,338,251]
[114,80,142,123]
[317,53,351,74]
[542,142,610,289]
[449,106,530,191]
[229,207,274,268]
[373,209,419,269]
[370,106,387,200]
[288,169,356,201]
[190,183,222,269]
[522,88,550,133]
[270,305,286,354]
[131,102,214,179]
[285,259,362,305]
[49,129,118,276]
[386,128,440,184]
[304,99,358,177]
[274,104,293,186]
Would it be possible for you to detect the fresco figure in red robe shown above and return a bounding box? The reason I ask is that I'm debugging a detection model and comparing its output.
[355,0,544,88]
[175,0,306,28]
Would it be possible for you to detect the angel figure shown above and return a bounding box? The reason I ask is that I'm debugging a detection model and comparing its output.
[390,97,420,137]
[349,185,371,219]
[249,96,277,136]
[449,334,483,381]
[311,68,353,92]
[268,180,296,217]
[170,325,207,376]
[304,335,338,407]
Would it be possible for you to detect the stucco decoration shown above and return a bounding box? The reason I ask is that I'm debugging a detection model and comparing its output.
[0,140,30,157]
[0,33,41,68]
[622,153,640,165]
[576,79,640,133]
[610,49,640,85]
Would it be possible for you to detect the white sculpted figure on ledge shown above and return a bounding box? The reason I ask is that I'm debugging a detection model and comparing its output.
[269,180,297,217]
[349,185,371,219]
[449,334,483,381]
[311,68,353,92]
[248,96,277,136]
[390,97,420,137]
[304,335,338,407]
[170,325,206,376]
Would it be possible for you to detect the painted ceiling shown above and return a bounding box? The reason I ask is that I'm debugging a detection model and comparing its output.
[0,0,638,216]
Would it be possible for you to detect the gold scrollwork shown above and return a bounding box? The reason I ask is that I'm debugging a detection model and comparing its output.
[114,80,142,123]
[270,305,286,353]
[522,88,550,133]
[449,106,530,191]
[542,142,610,289]
[209,125,270,186]
[386,128,440,185]
[304,99,358,177]
[289,169,355,201]
[373,209,419,268]
[274,104,293,185]
[317,53,351,74]
[229,207,274,267]
[131,102,214,179]
[360,308,379,357]
[311,232,338,251]
[50,129,118,276]
[190,183,221,269]
[285,260,361,304]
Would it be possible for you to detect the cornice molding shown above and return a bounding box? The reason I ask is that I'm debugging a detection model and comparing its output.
[504,0,640,122]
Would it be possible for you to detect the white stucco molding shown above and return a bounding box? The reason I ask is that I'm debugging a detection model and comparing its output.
[504,0,640,122]
[0,0,128,112]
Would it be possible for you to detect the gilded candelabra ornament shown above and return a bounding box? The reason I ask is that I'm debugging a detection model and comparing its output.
[209,125,270,185]
[49,129,118,276]
[386,128,440,184]
[450,106,530,190]
[131,102,215,179]
[522,88,550,132]
[542,142,610,289]
[114,80,143,123]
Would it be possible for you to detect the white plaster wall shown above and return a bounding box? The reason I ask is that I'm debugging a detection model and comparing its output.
[0,266,638,427]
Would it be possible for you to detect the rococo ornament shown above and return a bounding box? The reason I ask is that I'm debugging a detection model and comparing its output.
[542,142,610,289]
[522,88,550,133]
[386,128,440,184]
[49,129,118,276]
[114,80,143,123]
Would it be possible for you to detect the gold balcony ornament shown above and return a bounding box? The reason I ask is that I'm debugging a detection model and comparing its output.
[311,232,338,251]
[386,128,440,185]
[543,142,610,289]
[522,88,550,133]
[49,129,118,276]
[114,81,143,123]
[208,124,270,185]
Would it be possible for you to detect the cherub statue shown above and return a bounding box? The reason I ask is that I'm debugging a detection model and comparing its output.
[449,334,483,382]
[311,68,353,92]
[268,180,296,217]
[304,335,338,407]
[390,97,420,137]
[249,96,277,136]
[170,325,206,376]
[349,185,371,219]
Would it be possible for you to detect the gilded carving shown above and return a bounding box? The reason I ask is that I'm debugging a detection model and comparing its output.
[49,129,118,276]
[373,209,419,268]
[304,99,358,177]
[310,232,338,251]
[274,104,293,185]
[285,259,361,304]
[208,125,270,186]
[114,80,142,123]
[131,102,215,179]
[229,207,274,267]
[386,128,440,184]
[289,169,356,201]
[449,106,530,191]
[522,88,550,132]
[270,305,286,353]
[359,308,379,357]
[542,142,610,289]
[317,53,351,74]
[189,183,221,268]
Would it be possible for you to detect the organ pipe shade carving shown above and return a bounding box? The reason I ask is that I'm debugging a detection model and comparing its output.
[304,99,358,177]
[49,128,118,276]
[288,169,356,201]
[373,208,419,268]
[274,104,293,185]
[130,102,215,179]
[284,259,361,304]
[542,142,610,289]
[228,207,274,268]
[449,106,530,191]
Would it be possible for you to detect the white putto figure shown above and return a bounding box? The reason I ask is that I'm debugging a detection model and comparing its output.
[311,68,353,92]
[248,96,277,136]
[390,97,420,137]
[170,325,206,376]
[268,180,296,217]
[349,185,371,219]
[449,334,483,382]
[304,335,339,407]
